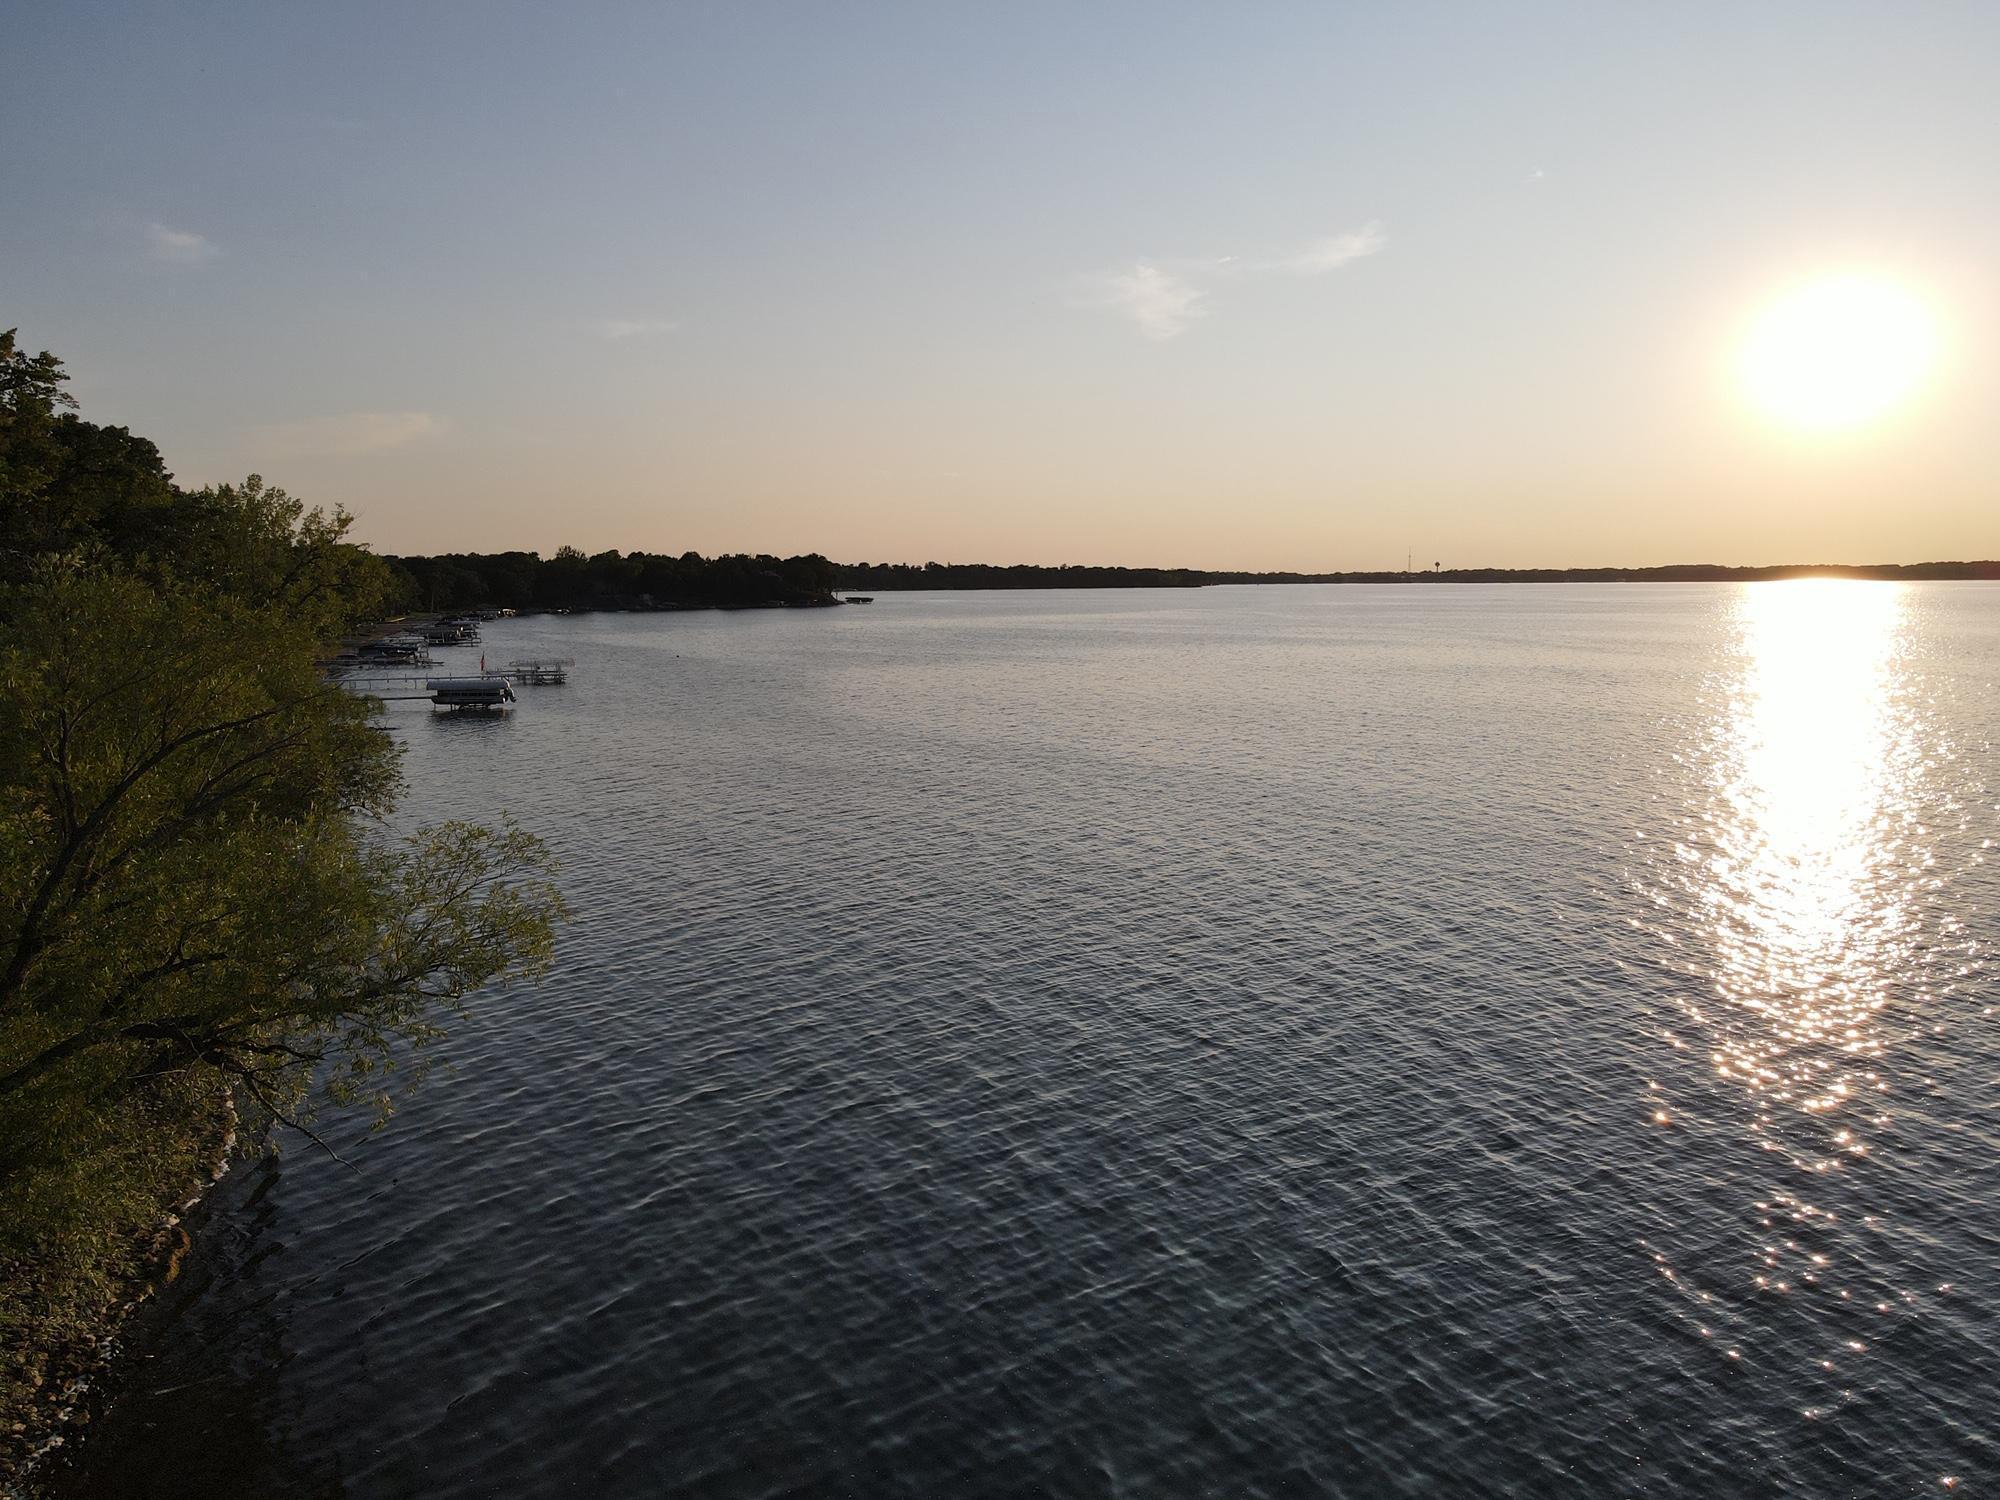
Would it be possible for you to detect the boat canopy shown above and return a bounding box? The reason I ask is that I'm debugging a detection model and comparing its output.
[426,677,516,706]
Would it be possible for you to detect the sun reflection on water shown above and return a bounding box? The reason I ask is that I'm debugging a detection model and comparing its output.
[1636,580,1971,1395]
[1628,581,1996,1468]
[1627,580,1955,1421]
[1698,580,1919,1163]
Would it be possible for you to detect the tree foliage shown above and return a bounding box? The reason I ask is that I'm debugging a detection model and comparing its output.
[0,335,566,1336]
[0,565,560,1153]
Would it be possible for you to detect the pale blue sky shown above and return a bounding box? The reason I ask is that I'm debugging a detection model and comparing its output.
[6,2,1996,565]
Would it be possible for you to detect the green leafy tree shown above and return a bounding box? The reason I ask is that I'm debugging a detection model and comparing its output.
[0,329,79,570]
[165,474,398,634]
[36,418,178,559]
[0,563,565,1191]
[0,344,567,1443]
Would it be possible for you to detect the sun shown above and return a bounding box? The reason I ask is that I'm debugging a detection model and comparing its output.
[1737,273,1938,434]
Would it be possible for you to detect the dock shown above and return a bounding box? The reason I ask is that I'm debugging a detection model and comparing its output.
[325,620,574,711]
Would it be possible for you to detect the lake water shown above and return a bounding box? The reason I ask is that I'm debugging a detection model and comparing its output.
[56,584,2000,1497]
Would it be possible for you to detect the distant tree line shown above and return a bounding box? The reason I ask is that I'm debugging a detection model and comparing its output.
[384,547,840,612]
[833,561,1212,591]
[380,550,2000,612]
[829,559,2000,589]
[1313,561,2000,582]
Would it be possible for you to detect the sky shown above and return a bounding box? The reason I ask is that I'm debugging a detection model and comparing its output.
[5,1,1997,569]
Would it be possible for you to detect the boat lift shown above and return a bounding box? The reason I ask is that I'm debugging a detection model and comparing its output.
[330,632,574,711]
[332,674,519,710]
[486,657,574,685]
[428,677,515,710]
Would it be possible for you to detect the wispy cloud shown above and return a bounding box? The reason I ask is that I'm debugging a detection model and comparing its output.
[587,318,680,340]
[1090,264,1209,341]
[1269,221,1386,275]
[1083,221,1384,339]
[251,411,439,458]
[147,223,219,264]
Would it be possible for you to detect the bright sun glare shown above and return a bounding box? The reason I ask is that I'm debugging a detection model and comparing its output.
[1738,274,1939,434]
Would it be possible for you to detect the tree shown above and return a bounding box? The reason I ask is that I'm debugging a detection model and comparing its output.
[0,329,79,574]
[0,336,567,1463]
[0,563,566,1195]
[37,419,178,559]
[165,475,397,634]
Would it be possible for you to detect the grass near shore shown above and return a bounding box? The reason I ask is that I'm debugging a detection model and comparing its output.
[0,1077,235,1491]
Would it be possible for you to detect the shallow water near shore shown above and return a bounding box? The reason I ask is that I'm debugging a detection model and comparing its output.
[54,584,2000,1497]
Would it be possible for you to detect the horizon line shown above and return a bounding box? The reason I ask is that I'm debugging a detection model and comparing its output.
[370,546,2000,579]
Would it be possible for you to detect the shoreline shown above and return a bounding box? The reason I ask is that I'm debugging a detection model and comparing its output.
[0,1094,237,1498]
[391,567,2000,619]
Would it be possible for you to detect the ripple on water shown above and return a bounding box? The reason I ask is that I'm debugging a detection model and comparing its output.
[56,583,2000,1499]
